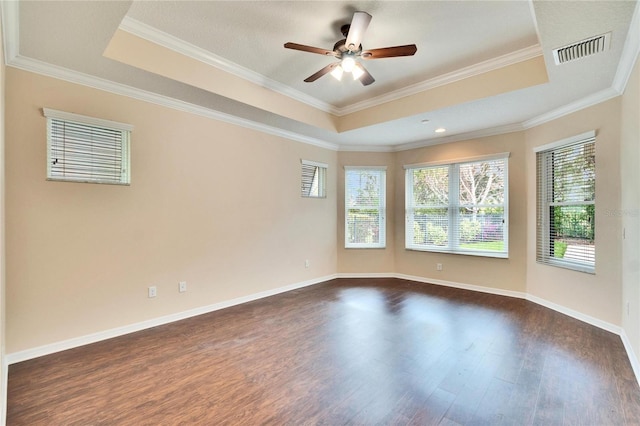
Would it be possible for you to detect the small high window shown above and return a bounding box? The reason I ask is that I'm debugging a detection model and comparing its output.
[44,108,132,185]
[301,160,327,198]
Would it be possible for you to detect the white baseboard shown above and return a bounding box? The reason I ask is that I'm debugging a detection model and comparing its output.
[338,272,527,299]
[393,273,528,299]
[525,293,621,335]
[340,272,622,333]
[7,272,640,389]
[339,272,638,386]
[5,274,337,365]
[336,272,397,279]
[621,330,640,383]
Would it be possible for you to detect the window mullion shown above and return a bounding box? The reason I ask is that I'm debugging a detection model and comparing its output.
[449,164,460,251]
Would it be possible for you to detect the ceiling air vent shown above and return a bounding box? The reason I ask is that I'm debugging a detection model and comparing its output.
[552,32,611,65]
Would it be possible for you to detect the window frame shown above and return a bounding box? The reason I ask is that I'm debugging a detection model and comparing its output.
[535,131,596,274]
[404,153,509,258]
[344,166,386,249]
[301,159,327,198]
[44,108,132,185]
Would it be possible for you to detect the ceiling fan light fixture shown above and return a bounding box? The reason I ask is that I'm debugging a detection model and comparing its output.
[341,57,356,73]
[352,64,365,80]
[330,65,344,81]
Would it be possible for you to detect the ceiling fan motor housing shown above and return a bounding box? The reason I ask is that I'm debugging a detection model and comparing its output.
[333,39,361,57]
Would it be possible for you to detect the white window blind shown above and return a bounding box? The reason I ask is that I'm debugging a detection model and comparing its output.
[405,154,508,258]
[301,160,327,198]
[536,134,595,273]
[44,109,132,185]
[345,167,386,248]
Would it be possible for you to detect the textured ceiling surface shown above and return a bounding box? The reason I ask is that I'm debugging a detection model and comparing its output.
[7,0,639,149]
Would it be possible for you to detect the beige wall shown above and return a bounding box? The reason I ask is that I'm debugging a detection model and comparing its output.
[525,98,623,325]
[337,151,395,273]
[621,57,640,355]
[5,68,337,353]
[393,133,528,293]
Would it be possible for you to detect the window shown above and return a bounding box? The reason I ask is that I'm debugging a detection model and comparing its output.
[536,131,595,273]
[45,108,132,185]
[345,167,386,248]
[301,160,327,198]
[405,154,508,258]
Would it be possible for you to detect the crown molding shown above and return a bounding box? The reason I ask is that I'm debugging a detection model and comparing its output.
[337,122,525,153]
[335,44,544,116]
[0,0,19,64]
[4,53,628,155]
[612,0,640,93]
[389,123,526,152]
[118,17,341,116]
[7,55,340,151]
[522,87,620,129]
[337,144,395,153]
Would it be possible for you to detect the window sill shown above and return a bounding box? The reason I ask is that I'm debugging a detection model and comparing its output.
[536,259,595,274]
[406,246,508,259]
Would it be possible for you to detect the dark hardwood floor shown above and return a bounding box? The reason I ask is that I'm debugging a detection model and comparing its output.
[7,278,640,425]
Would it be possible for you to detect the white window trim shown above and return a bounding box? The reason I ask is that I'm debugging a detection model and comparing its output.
[405,154,509,258]
[344,166,387,249]
[301,159,328,169]
[533,130,595,153]
[404,152,511,170]
[44,108,133,185]
[43,108,134,132]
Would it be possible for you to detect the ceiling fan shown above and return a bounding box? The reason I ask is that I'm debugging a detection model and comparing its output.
[284,11,417,86]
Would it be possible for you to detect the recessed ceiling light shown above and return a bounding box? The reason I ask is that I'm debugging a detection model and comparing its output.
[435,128,446,133]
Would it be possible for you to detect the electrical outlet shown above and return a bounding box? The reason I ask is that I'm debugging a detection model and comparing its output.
[179,281,187,293]
[305,259,310,268]
[148,286,157,298]
[436,263,443,271]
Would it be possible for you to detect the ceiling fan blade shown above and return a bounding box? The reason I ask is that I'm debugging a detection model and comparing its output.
[345,11,372,52]
[284,42,337,57]
[304,62,340,82]
[356,63,375,86]
[361,44,418,59]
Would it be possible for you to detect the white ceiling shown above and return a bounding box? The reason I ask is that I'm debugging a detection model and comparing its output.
[2,1,639,151]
